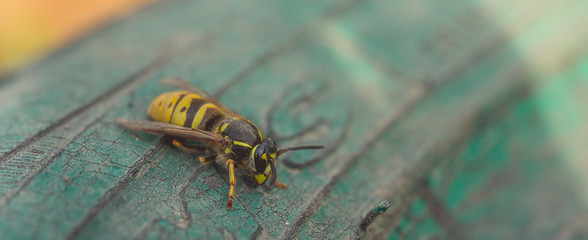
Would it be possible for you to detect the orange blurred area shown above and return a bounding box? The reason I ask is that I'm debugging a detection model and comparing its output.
[0,0,151,76]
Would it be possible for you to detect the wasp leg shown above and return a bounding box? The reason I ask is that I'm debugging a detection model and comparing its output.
[275,178,287,189]
[198,154,216,163]
[269,160,287,189]
[198,156,208,163]
[172,139,200,153]
[227,159,236,210]
[172,140,215,163]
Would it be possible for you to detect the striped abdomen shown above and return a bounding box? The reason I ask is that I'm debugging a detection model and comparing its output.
[147,91,226,132]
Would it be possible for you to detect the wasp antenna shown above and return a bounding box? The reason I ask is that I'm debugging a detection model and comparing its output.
[268,158,287,188]
[267,159,278,187]
[277,145,325,156]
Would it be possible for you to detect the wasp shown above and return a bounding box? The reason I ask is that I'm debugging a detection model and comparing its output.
[117,78,323,210]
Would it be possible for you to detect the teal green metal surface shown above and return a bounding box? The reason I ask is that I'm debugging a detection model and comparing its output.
[1,0,588,239]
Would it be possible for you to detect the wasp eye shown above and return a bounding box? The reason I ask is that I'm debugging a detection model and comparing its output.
[254,156,266,173]
[253,145,267,173]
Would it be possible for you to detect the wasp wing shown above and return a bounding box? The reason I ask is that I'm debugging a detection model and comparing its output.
[117,118,225,145]
[162,77,243,118]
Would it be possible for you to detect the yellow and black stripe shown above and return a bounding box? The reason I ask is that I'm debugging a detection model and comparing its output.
[147,91,226,132]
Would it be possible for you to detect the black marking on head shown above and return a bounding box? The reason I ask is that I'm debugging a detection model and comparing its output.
[180,106,187,112]
[252,139,277,173]
[253,150,267,174]
[168,102,173,108]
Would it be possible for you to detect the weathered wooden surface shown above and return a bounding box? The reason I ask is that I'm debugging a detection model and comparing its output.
[1,0,588,239]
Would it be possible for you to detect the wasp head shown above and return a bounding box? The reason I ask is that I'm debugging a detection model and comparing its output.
[251,139,324,187]
[251,138,278,186]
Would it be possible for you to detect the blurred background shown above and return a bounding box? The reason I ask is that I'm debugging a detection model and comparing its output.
[0,0,149,75]
[1,0,588,239]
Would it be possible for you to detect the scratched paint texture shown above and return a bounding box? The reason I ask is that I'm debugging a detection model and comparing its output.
[1,0,588,239]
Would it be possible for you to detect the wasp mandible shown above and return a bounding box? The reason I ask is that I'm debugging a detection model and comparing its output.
[117,78,323,210]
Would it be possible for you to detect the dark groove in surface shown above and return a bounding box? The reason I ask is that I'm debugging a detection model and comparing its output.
[266,80,329,142]
[420,181,467,240]
[273,118,327,142]
[212,32,307,98]
[176,165,209,228]
[282,111,352,169]
[264,79,344,168]
[133,164,209,239]
[212,0,365,98]
[248,225,264,240]
[0,54,172,165]
[0,114,104,207]
[279,84,427,239]
[136,218,164,240]
[67,142,166,240]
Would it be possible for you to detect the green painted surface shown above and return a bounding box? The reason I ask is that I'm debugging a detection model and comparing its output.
[1,0,588,239]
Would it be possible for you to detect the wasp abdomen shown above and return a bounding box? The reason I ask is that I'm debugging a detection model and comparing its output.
[148,91,226,132]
